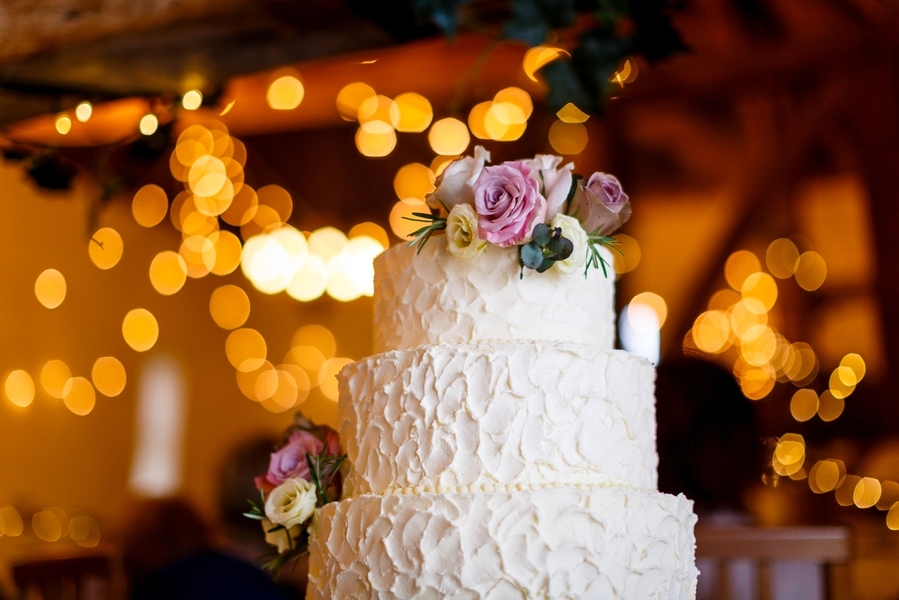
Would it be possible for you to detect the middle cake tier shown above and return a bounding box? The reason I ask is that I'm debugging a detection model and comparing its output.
[338,342,659,495]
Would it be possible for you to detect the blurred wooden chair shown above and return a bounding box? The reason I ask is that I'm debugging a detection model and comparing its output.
[12,554,123,600]
[695,526,852,600]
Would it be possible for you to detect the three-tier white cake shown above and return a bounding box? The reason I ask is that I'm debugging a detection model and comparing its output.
[307,238,699,599]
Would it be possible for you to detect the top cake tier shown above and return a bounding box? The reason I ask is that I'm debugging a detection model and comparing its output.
[373,238,616,353]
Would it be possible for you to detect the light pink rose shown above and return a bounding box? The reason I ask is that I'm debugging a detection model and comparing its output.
[426,146,491,211]
[525,154,574,220]
[473,161,547,247]
[568,172,631,236]
[255,430,324,493]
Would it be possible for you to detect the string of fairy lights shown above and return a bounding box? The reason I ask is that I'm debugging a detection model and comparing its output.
[684,240,899,530]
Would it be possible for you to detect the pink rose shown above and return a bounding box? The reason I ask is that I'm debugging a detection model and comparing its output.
[568,172,631,236]
[254,430,324,493]
[473,161,547,247]
[524,154,573,220]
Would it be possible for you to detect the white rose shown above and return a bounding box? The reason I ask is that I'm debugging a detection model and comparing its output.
[265,477,317,529]
[261,518,301,554]
[525,154,574,220]
[550,213,588,274]
[427,146,491,211]
[446,203,487,259]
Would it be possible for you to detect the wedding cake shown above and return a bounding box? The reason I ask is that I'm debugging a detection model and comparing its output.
[306,151,698,598]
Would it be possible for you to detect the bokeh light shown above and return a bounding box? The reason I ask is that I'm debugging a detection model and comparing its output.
[336,82,377,121]
[55,114,72,135]
[556,102,589,124]
[610,234,641,275]
[818,390,845,422]
[210,285,251,330]
[523,45,567,81]
[878,482,899,511]
[75,102,92,123]
[139,114,158,136]
[708,289,741,312]
[5,370,34,407]
[888,503,899,530]
[854,477,882,509]
[808,459,846,494]
[773,433,805,475]
[692,310,732,354]
[358,94,400,128]
[257,185,293,223]
[209,230,243,275]
[548,121,588,155]
[725,250,761,291]
[355,125,397,157]
[468,102,493,140]
[149,251,188,296]
[132,185,169,227]
[795,251,827,291]
[790,389,819,422]
[393,92,433,132]
[236,360,275,401]
[63,377,96,416]
[349,222,390,249]
[428,118,469,155]
[840,353,866,383]
[0,507,24,536]
[628,292,667,332]
[33,509,62,542]
[92,357,126,397]
[182,90,203,110]
[741,272,778,312]
[35,269,66,309]
[287,254,328,302]
[389,199,428,239]
[89,228,124,270]
[829,368,856,399]
[766,238,800,279]
[179,236,216,279]
[292,324,336,359]
[69,515,101,548]
[226,328,267,372]
[740,367,775,400]
[318,357,354,400]
[394,163,436,203]
[122,309,159,352]
[41,360,71,399]
[267,75,305,110]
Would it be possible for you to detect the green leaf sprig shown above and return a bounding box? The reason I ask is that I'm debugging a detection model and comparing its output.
[518,223,574,277]
[403,201,448,254]
[585,232,623,278]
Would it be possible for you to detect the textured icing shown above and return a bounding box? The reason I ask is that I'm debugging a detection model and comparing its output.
[339,343,658,495]
[373,239,616,353]
[307,487,699,599]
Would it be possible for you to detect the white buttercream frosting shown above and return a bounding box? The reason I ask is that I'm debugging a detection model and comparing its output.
[373,238,616,353]
[307,487,699,599]
[338,343,658,495]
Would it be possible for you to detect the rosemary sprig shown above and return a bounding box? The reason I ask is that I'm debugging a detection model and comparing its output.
[403,212,447,254]
[585,233,623,278]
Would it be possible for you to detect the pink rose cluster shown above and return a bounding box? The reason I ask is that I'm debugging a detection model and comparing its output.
[428,146,630,248]
[255,428,340,494]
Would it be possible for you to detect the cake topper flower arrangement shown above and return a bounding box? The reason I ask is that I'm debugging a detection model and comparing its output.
[407,146,630,277]
[244,416,345,575]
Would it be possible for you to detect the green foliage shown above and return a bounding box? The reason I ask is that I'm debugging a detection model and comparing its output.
[519,223,574,276]
[403,211,448,254]
[585,233,623,278]
[406,0,688,114]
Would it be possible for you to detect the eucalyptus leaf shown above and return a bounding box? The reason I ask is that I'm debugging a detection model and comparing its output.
[532,223,552,246]
[536,257,555,273]
[520,242,544,270]
[546,236,573,260]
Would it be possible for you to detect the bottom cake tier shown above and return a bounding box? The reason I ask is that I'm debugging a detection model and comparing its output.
[307,486,698,599]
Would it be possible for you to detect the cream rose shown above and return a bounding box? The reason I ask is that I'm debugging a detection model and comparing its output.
[550,213,588,274]
[261,518,301,554]
[445,203,487,259]
[426,146,491,211]
[264,477,317,529]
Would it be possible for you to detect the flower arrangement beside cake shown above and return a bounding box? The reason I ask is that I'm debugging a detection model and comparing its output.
[244,417,345,575]
[407,146,631,277]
